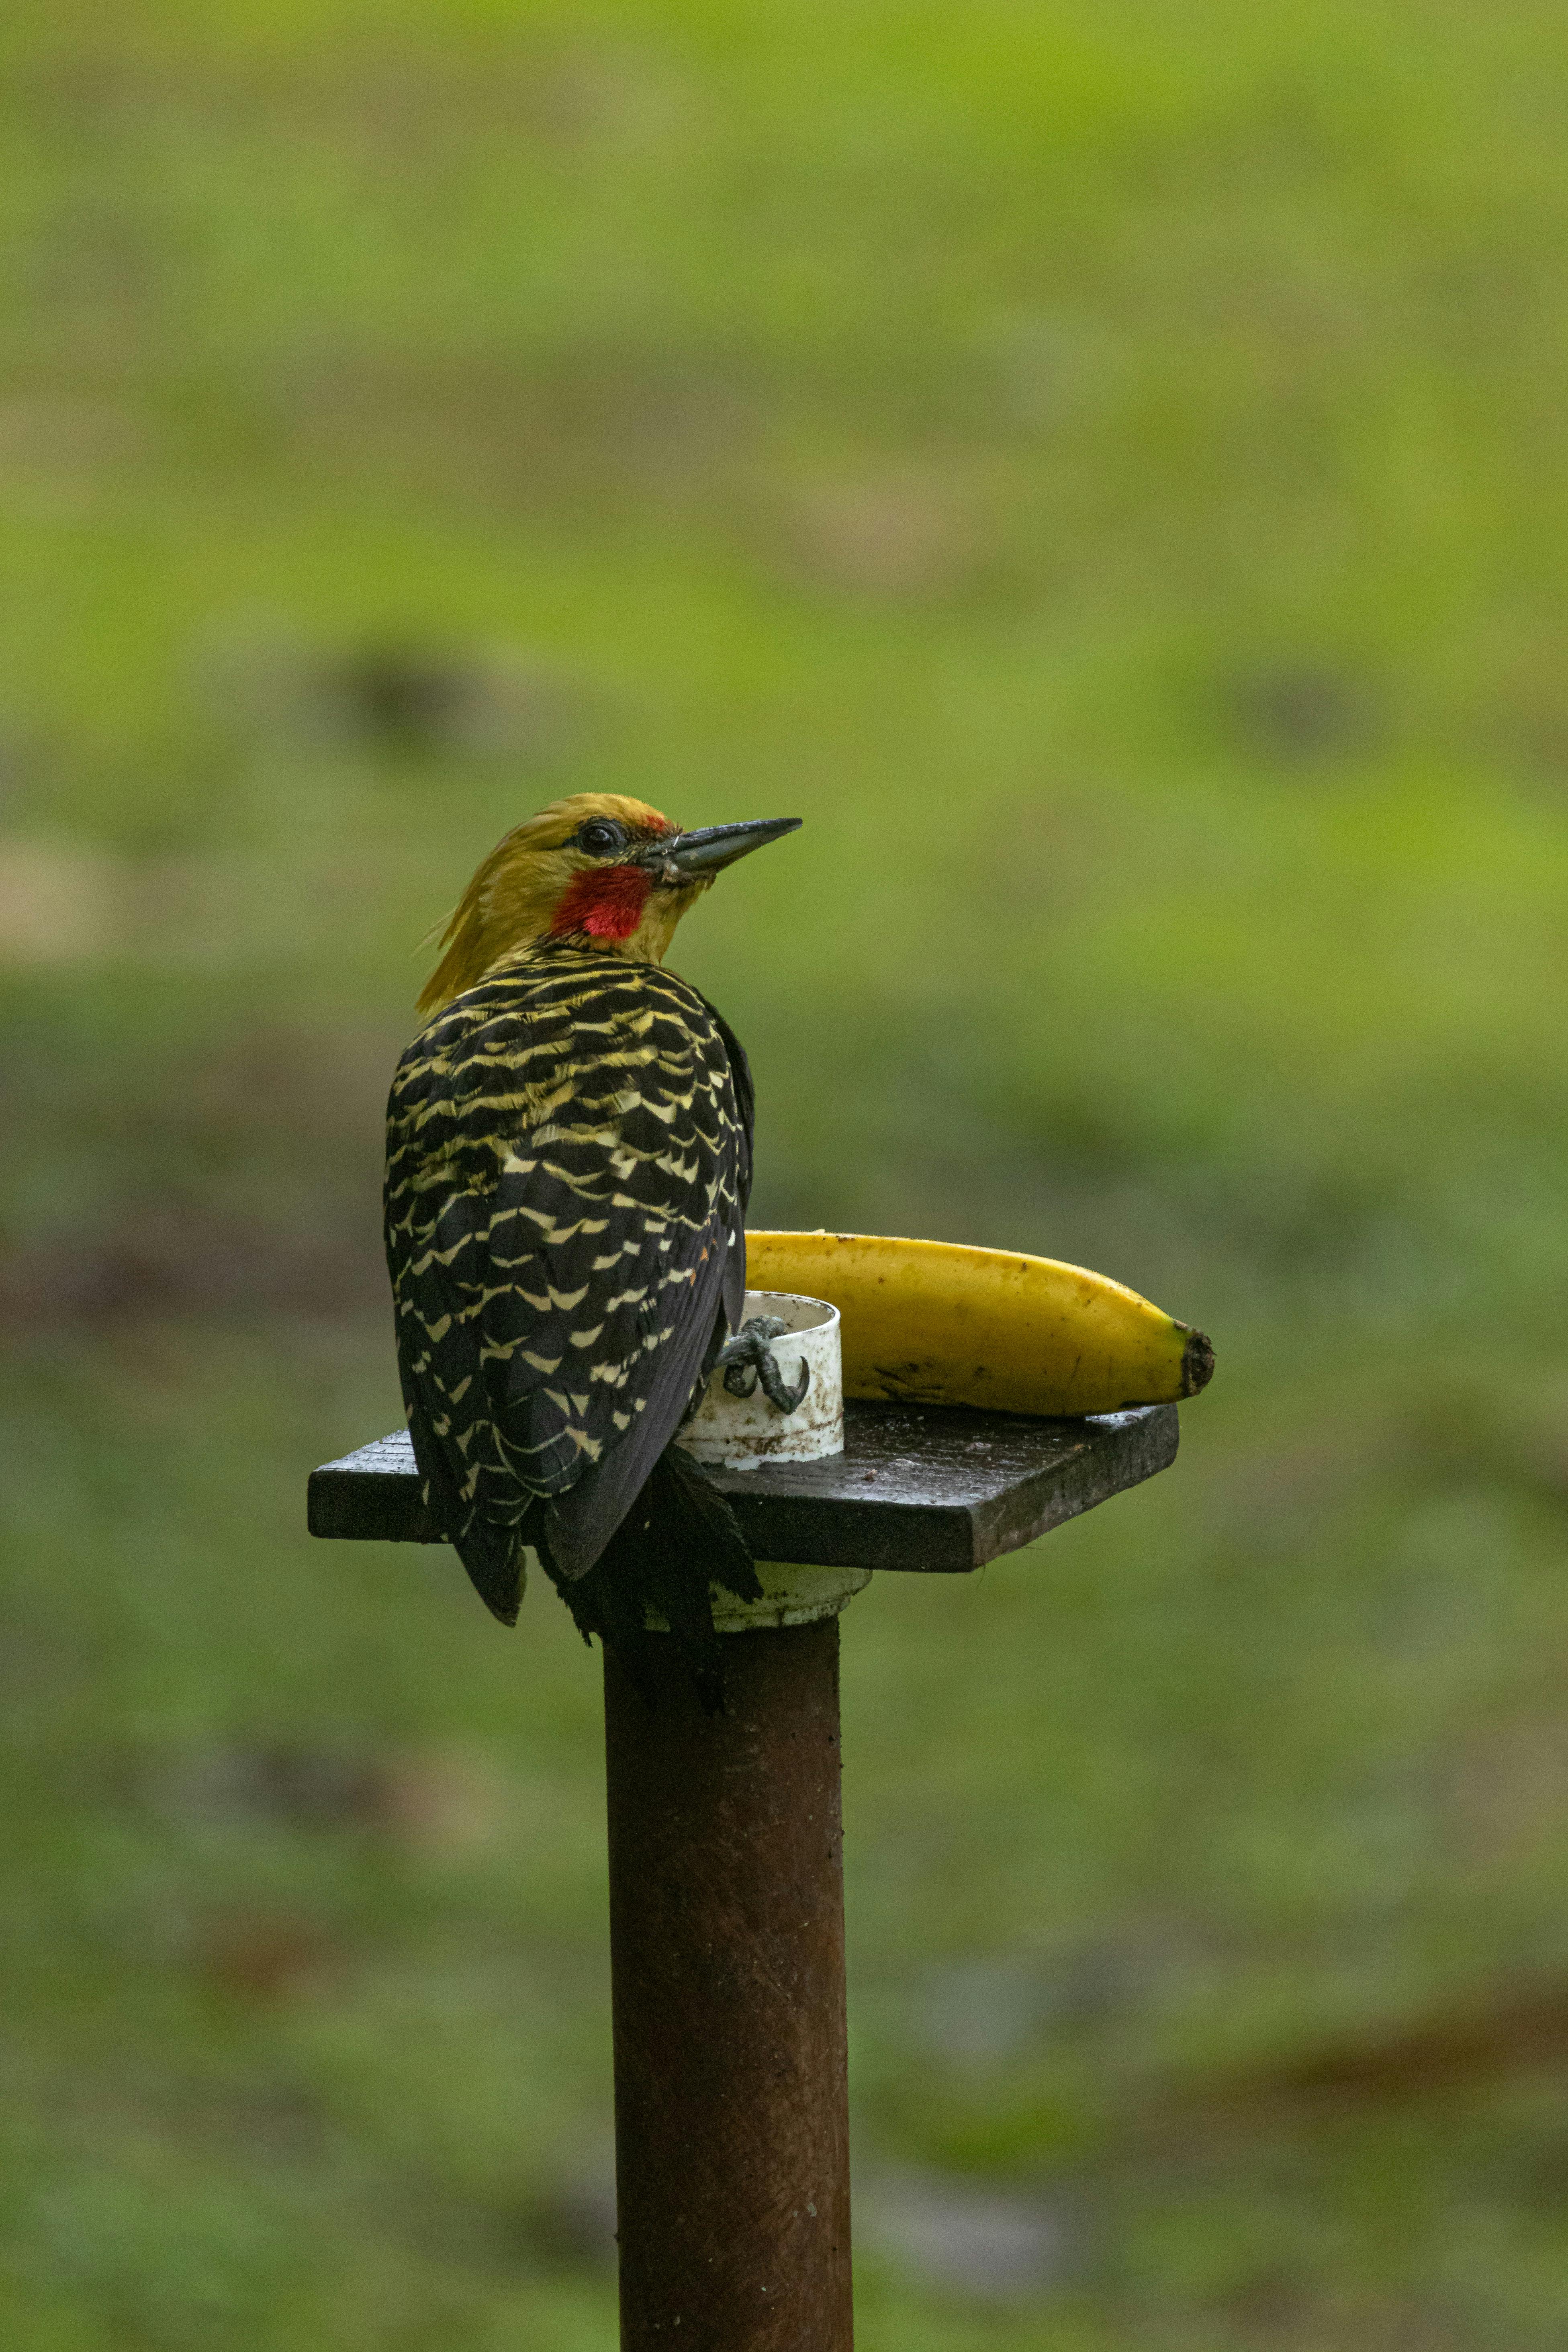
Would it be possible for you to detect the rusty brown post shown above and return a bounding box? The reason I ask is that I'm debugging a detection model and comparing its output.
[311,1403,1181,2346]
[603,1619,853,2352]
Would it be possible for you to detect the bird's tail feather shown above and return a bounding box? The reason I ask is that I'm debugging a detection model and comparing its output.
[450,1511,525,1627]
[407,1409,526,1627]
[538,1445,762,1713]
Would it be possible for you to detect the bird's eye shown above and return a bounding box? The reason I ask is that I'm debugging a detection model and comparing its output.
[579,820,626,857]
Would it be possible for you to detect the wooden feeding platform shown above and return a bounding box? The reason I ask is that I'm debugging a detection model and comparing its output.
[310,1397,1180,2349]
[309,1399,1178,1569]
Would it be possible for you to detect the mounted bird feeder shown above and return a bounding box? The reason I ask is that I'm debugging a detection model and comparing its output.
[352,789,1211,2345]
[309,1377,1180,2348]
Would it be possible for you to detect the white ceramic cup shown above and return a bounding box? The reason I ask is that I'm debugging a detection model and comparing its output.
[682,1288,844,1473]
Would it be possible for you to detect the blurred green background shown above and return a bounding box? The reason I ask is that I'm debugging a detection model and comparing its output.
[3,1,1568,2345]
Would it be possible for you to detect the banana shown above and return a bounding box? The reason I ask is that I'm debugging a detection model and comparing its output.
[744,1231,1213,1418]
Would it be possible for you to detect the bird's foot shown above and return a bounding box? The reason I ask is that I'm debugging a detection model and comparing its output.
[716,1317,810,1412]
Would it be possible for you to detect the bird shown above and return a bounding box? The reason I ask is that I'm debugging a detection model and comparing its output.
[383,792,802,1708]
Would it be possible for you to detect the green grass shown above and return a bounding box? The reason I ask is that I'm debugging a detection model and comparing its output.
[3,2,1568,2344]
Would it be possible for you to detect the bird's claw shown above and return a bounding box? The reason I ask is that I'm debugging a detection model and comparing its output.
[716,1317,811,1412]
[760,1354,811,1412]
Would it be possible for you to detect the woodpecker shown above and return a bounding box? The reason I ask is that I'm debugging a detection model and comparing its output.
[384,793,801,1705]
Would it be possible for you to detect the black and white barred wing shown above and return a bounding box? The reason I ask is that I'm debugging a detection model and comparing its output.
[384,955,750,1580]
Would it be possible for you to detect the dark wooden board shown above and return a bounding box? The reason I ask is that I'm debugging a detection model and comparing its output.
[308,1401,1178,1573]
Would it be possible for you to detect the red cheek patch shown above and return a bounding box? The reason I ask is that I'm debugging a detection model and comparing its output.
[551,864,652,942]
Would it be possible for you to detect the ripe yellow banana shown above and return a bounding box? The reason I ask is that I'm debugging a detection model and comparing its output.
[744,1231,1213,1417]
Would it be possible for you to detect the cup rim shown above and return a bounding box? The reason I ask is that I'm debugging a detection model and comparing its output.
[739,1286,839,1334]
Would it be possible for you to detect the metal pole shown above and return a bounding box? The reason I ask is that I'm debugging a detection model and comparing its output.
[603,1618,854,2350]
[312,1403,1178,2344]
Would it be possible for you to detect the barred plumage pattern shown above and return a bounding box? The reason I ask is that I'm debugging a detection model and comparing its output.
[384,942,754,1625]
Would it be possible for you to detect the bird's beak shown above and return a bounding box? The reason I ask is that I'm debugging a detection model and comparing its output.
[650,818,802,879]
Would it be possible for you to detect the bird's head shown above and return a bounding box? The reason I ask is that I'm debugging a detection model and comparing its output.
[417,793,801,1014]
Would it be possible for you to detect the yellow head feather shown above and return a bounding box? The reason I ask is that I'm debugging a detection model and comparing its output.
[417,794,709,1016]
